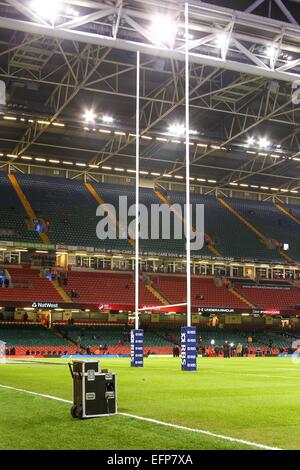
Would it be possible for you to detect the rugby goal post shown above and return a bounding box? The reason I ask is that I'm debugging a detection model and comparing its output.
[0,340,6,364]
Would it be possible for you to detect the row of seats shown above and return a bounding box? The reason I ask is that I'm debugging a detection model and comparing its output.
[2,266,300,310]
[1,323,295,351]
[1,173,300,261]
[235,285,300,309]
[167,190,283,261]
[228,198,300,260]
[153,276,248,308]
[65,270,159,305]
[0,174,40,243]
[149,327,293,348]
[0,324,69,346]
[0,267,62,302]
[56,324,173,347]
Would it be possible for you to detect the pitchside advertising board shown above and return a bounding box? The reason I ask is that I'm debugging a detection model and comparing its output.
[181,326,197,371]
[130,329,144,367]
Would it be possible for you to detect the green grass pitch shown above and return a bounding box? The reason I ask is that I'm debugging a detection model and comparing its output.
[0,357,299,450]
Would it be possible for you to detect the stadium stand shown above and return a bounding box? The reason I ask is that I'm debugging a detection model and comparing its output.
[0,322,77,356]
[1,321,295,357]
[1,174,299,263]
[14,174,131,251]
[0,267,63,302]
[0,174,41,243]
[167,190,280,261]
[153,275,248,308]
[65,271,160,306]
[235,284,300,309]
[227,197,300,261]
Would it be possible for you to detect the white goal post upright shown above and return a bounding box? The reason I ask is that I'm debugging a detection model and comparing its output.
[0,340,6,364]
[135,50,140,334]
[130,50,144,368]
[181,2,197,372]
[185,1,191,329]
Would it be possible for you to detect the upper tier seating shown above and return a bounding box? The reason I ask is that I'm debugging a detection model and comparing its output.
[66,271,160,306]
[228,198,300,261]
[235,285,300,309]
[0,173,299,262]
[15,174,130,253]
[92,182,188,256]
[153,276,248,308]
[0,173,40,243]
[168,190,282,261]
[0,267,62,302]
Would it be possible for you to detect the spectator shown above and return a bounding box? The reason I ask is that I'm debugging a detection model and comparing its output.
[223,341,230,358]
[236,343,243,357]
[71,288,78,299]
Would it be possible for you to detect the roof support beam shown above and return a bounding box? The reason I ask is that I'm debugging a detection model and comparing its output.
[1,12,300,82]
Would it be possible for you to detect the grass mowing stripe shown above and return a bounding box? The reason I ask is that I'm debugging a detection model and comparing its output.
[0,384,281,451]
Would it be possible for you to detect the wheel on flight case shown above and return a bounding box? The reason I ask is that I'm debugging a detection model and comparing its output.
[70,405,83,419]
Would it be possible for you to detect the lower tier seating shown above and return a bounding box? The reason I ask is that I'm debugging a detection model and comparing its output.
[0,323,69,346]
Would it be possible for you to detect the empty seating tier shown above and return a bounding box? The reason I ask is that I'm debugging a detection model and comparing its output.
[0,267,63,302]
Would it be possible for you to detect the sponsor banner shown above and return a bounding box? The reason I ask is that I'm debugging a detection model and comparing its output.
[13,242,55,250]
[252,309,281,316]
[130,329,144,368]
[0,240,14,246]
[241,285,291,290]
[181,326,197,371]
[31,301,59,309]
[198,307,236,314]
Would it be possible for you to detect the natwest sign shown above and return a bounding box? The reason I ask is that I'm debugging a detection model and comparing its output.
[31,302,59,309]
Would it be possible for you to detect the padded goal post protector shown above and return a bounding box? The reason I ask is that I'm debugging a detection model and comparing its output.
[130,329,144,367]
[181,326,197,371]
[0,340,6,364]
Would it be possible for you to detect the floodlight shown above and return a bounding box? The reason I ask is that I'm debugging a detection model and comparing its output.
[168,123,185,137]
[83,109,96,124]
[30,0,62,22]
[149,15,178,47]
[247,136,255,146]
[211,340,215,345]
[258,137,270,148]
[102,115,114,124]
[65,6,79,16]
[266,45,277,59]
[216,32,228,49]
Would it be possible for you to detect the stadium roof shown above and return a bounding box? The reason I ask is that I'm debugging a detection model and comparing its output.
[1,0,300,193]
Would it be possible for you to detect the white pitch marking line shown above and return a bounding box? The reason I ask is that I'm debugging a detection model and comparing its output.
[120,413,281,450]
[0,384,72,403]
[0,384,282,451]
